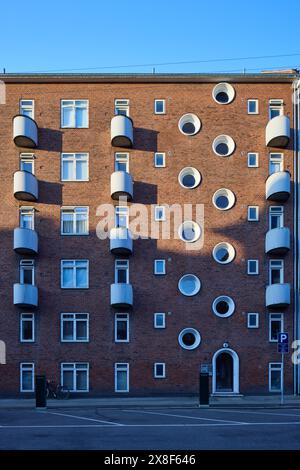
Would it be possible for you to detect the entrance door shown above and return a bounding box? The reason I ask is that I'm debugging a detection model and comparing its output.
[216,353,233,392]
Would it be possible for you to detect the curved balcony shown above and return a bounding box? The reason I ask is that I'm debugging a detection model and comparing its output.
[110,228,133,255]
[110,283,133,308]
[265,227,290,255]
[13,115,38,148]
[14,228,38,255]
[111,115,133,148]
[14,170,38,201]
[266,171,290,202]
[266,115,290,148]
[13,283,38,308]
[266,283,290,308]
[111,171,133,201]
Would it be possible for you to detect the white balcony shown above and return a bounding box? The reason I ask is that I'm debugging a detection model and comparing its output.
[111,115,133,147]
[111,171,133,201]
[13,283,38,308]
[110,228,133,255]
[110,283,133,308]
[266,171,290,202]
[266,115,290,148]
[266,283,290,308]
[14,170,38,201]
[13,115,38,148]
[14,228,38,255]
[265,227,290,255]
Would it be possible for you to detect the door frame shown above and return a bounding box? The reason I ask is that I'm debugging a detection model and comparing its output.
[212,348,240,394]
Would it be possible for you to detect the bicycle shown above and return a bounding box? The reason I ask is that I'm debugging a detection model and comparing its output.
[46,380,70,400]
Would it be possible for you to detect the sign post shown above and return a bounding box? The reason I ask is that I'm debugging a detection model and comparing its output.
[277,333,289,406]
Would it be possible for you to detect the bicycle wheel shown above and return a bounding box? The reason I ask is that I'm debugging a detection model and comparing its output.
[56,385,70,400]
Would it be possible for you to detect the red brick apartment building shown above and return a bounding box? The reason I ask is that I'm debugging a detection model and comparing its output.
[0,72,299,397]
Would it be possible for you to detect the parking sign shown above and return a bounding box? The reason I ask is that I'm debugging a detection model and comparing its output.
[278,332,289,353]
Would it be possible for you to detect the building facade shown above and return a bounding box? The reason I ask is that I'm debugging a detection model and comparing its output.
[0,72,299,397]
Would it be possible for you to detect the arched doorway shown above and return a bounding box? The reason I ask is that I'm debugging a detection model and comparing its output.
[212,348,239,394]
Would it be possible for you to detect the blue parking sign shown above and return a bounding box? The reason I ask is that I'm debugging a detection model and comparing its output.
[278,332,288,344]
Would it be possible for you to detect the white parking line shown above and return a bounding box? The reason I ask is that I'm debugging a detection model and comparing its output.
[43,410,123,426]
[123,409,247,424]
[214,409,300,419]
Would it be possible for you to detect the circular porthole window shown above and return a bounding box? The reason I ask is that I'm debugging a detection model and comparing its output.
[178,274,201,296]
[212,188,236,211]
[212,83,235,105]
[178,114,201,136]
[178,328,201,350]
[178,167,201,189]
[178,221,201,243]
[212,296,235,318]
[212,242,235,264]
[212,135,235,157]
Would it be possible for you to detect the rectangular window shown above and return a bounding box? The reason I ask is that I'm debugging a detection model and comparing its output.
[269,153,284,174]
[269,99,284,120]
[154,363,166,378]
[247,99,259,114]
[61,207,89,235]
[20,313,35,342]
[247,259,259,275]
[154,99,166,114]
[20,207,34,230]
[20,259,34,285]
[269,363,282,392]
[61,363,89,392]
[20,153,35,174]
[115,259,129,283]
[115,363,129,392]
[61,153,89,181]
[154,313,166,329]
[61,260,89,288]
[269,206,284,229]
[247,313,259,328]
[20,363,34,392]
[115,313,129,342]
[248,206,259,221]
[114,152,129,172]
[61,100,88,128]
[115,206,129,228]
[247,152,259,168]
[269,259,284,284]
[154,152,166,168]
[154,205,166,221]
[20,100,34,119]
[154,259,166,275]
[61,313,89,342]
[115,99,129,116]
[269,313,284,342]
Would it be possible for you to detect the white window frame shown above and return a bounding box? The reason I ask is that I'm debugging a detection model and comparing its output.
[61,260,89,289]
[247,312,259,329]
[154,152,166,168]
[269,313,284,343]
[154,205,166,222]
[115,363,129,392]
[60,313,89,343]
[61,363,89,392]
[269,206,284,229]
[115,206,129,228]
[20,363,35,392]
[20,100,34,119]
[114,313,129,343]
[20,259,35,285]
[247,206,259,222]
[20,207,35,230]
[114,152,129,172]
[61,153,89,182]
[61,100,89,128]
[154,363,166,379]
[247,99,259,114]
[115,259,129,284]
[269,259,284,284]
[20,313,35,342]
[154,99,166,115]
[247,152,259,168]
[61,206,89,235]
[269,99,284,119]
[154,313,166,329]
[247,259,259,275]
[269,153,284,174]
[20,153,35,174]
[154,259,166,275]
[114,99,129,116]
[269,362,283,393]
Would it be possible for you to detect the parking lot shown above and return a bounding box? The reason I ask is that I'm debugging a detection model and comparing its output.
[0,406,300,450]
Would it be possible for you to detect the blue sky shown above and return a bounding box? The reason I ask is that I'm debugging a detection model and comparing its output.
[1,0,300,74]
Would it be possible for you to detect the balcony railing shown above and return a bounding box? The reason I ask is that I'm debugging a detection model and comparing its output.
[13,283,38,308]
[13,228,38,255]
[111,171,133,201]
[265,283,290,308]
[266,115,290,148]
[110,227,133,255]
[13,115,38,148]
[111,115,133,147]
[14,170,38,201]
[110,283,133,308]
[265,227,290,255]
[266,171,290,202]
